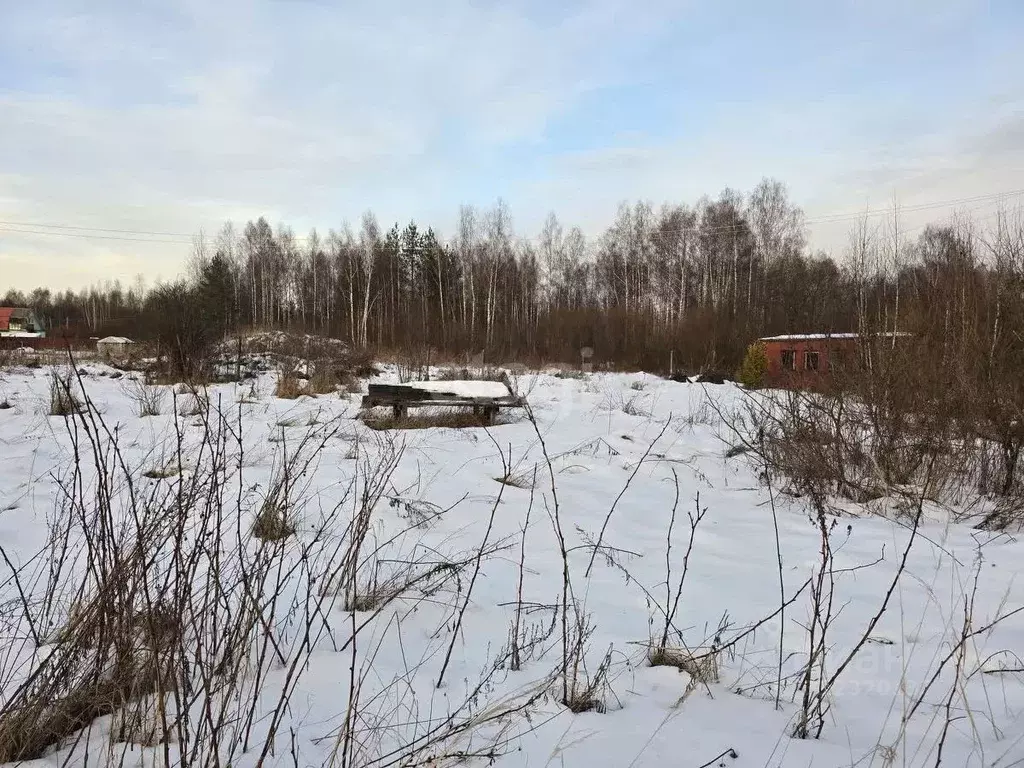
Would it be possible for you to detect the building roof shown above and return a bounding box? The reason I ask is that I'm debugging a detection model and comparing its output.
[760,333,858,342]
[759,331,913,342]
[0,307,33,332]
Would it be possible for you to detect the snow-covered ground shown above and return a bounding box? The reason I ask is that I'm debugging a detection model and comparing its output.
[1,365,1022,768]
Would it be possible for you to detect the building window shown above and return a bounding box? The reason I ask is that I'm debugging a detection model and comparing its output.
[805,351,820,371]
[781,349,796,370]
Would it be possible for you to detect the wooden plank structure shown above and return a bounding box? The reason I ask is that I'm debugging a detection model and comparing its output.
[361,382,526,425]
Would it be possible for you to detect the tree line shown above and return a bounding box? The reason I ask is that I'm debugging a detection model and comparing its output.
[3,178,1022,375]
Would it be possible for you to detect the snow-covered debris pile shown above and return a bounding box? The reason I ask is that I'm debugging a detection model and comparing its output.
[218,330,348,357]
[211,331,364,381]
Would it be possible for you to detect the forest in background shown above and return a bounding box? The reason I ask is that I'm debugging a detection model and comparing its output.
[3,178,1022,374]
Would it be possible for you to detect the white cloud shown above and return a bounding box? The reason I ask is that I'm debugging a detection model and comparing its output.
[0,0,1021,290]
[2,0,684,289]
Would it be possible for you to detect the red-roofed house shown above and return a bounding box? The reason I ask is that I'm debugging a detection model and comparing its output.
[0,307,46,338]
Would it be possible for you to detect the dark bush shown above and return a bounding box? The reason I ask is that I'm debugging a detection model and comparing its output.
[144,282,213,382]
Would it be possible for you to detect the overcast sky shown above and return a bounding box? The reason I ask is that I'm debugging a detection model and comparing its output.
[1,0,1022,291]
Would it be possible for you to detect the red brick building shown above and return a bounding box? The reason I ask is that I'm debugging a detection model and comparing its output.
[758,332,912,387]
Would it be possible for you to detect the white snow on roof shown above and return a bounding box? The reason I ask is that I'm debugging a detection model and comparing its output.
[407,380,510,398]
[759,333,858,341]
[98,336,134,344]
[759,331,912,342]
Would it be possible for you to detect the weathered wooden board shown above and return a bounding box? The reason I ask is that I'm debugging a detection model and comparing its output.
[360,382,526,424]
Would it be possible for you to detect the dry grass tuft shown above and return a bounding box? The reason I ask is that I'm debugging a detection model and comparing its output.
[563,695,606,714]
[495,467,536,489]
[252,501,295,541]
[344,582,408,613]
[308,365,337,395]
[647,645,720,684]
[274,369,304,399]
[142,464,180,480]
[562,646,615,714]
[48,370,81,416]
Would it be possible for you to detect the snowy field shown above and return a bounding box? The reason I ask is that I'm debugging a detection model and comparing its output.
[1,364,1023,768]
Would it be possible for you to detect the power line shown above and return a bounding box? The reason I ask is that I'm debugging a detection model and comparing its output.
[1,188,1021,245]
[0,221,195,238]
[0,226,191,244]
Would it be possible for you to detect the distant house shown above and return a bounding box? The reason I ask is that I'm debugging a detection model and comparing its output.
[759,332,911,386]
[0,307,45,338]
[96,336,134,357]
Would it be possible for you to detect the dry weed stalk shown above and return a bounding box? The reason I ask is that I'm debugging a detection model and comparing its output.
[123,376,166,416]
[0,376,388,766]
[48,368,80,416]
[275,365,305,399]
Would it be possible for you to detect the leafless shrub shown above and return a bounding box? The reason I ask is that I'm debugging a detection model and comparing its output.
[435,366,472,381]
[509,466,539,672]
[308,363,337,395]
[0,355,552,768]
[0,389,359,765]
[435,365,506,383]
[330,432,405,612]
[238,380,261,402]
[523,405,617,714]
[597,385,651,418]
[679,395,716,428]
[396,350,431,383]
[48,369,80,416]
[720,385,929,509]
[502,370,540,401]
[123,377,166,416]
[553,369,586,380]
[977,494,1024,530]
[386,494,448,528]
[652,482,707,651]
[275,366,304,399]
[176,386,209,417]
[562,626,614,714]
[621,393,649,417]
[340,372,364,394]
